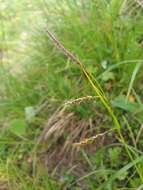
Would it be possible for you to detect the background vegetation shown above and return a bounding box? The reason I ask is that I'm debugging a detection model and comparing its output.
[0,0,143,189]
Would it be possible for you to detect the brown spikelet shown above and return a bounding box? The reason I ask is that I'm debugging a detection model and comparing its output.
[64,96,97,106]
[73,129,114,148]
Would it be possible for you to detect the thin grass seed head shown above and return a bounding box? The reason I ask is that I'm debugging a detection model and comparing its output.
[64,96,97,106]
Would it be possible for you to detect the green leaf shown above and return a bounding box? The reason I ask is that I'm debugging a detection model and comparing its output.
[10,119,27,136]
[111,95,142,113]
[117,171,128,181]
[127,61,142,99]
[25,106,36,122]
[101,60,108,69]
[102,71,115,82]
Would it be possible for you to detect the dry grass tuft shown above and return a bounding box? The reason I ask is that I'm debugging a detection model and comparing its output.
[120,0,143,16]
[39,105,115,179]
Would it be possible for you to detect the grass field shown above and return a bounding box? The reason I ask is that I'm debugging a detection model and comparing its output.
[0,0,143,189]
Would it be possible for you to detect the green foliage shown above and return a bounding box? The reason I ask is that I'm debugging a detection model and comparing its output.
[10,118,27,136]
[108,147,121,167]
[0,0,143,189]
[112,95,142,113]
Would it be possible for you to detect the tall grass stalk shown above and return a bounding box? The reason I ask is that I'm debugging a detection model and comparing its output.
[45,28,143,182]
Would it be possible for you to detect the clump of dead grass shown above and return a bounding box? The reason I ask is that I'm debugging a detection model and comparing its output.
[39,99,115,181]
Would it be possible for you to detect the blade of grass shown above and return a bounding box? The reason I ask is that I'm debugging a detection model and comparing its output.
[98,60,143,80]
[123,116,137,148]
[64,169,115,190]
[126,61,142,100]
[101,154,143,189]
